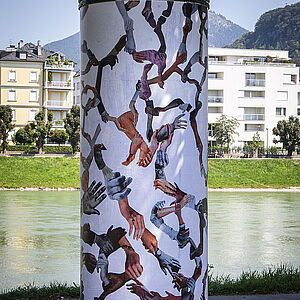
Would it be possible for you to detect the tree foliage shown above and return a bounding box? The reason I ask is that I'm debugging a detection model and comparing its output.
[50,129,68,145]
[28,109,53,154]
[230,2,300,66]
[273,116,300,156]
[213,114,239,150]
[64,105,80,154]
[14,127,34,145]
[0,105,14,153]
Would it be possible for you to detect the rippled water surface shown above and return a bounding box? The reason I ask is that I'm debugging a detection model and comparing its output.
[0,191,299,290]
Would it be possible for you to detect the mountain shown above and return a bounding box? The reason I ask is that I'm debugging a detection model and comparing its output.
[230,2,300,65]
[44,11,248,69]
[44,33,80,68]
[208,11,248,48]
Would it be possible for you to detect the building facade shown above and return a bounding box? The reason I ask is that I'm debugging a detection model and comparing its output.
[0,41,75,141]
[207,48,300,149]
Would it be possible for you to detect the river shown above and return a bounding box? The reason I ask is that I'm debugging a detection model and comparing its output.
[0,191,299,291]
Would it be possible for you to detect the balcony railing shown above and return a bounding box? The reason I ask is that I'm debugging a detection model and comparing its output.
[47,81,71,88]
[209,61,296,67]
[245,79,265,87]
[240,114,265,121]
[45,63,74,69]
[47,100,71,107]
[208,96,224,103]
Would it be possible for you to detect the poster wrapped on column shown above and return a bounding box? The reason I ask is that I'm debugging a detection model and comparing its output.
[79,0,209,299]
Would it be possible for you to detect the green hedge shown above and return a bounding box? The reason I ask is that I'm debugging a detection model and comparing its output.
[7,145,78,154]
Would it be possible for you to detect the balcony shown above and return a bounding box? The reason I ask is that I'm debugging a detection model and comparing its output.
[208,96,224,103]
[245,79,265,87]
[47,81,72,89]
[240,114,265,121]
[46,100,71,108]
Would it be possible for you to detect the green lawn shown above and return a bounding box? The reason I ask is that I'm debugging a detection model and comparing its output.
[208,159,300,189]
[0,157,299,189]
[0,157,80,189]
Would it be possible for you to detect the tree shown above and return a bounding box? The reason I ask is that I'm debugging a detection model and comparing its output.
[273,116,300,156]
[252,132,262,158]
[14,127,34,145]
[213,114,239,152]
[32,109,53,154]
[0,105,14,153]
[50,129,68,145]
[64,105,80,154]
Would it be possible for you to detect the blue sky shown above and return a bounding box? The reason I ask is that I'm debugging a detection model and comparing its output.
[0,0,298,49]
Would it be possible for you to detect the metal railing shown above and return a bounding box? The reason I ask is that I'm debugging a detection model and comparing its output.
[209,61,296,67]
[245,79,265,87]
[208,96,224,103]
[47,81,71,88]
[240,114,265,121]
[47,100,70,107]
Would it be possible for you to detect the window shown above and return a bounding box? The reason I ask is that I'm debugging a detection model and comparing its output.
[245,124,264,132]
[208,107,223,114]
[12,110,16,121]
[298,108,300,116]
[9,71,16,81]
[19,53,27,59]
[29,110,38,121]
[30,91,38,102]
[297,93,300,105]
[277,91,288,100]
[245,73,265,86]
[208,72,224,79]
[8,90,16,101]
[283,74,297,84]
[244,91,265,98]
[30,72,38,82]
[276,107,286,116]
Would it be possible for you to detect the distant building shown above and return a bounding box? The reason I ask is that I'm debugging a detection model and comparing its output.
[208,47,300,149]
[73,70,81,105]
[0,40,75,141]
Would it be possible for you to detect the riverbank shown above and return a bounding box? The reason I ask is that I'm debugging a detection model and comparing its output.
[1,266,299,299]
[0,157,299,189]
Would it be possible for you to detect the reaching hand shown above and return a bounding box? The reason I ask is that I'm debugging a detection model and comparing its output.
[106,172,132,201]
[150,201,165,228]
[141,229,158,254]
[97,253,110,287]
[181,277,196,300]
[155,249,181,276]
[82,252,97,274]
[155,149,169,169]
[170,114,187,131]
[153,180,186,203]
[119,199,145,240]
[82,180,106,215]
[125,250,143,280]
[127,283,154,300]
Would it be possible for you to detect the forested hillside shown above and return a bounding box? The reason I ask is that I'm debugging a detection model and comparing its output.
[230,2,300,65]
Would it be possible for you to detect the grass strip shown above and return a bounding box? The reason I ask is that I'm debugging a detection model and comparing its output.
[0,157,299,189]
[0,282,79,300]
[0,266,299,299]
[209,265,300,295]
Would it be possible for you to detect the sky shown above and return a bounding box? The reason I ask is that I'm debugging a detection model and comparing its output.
[0,0,299,50]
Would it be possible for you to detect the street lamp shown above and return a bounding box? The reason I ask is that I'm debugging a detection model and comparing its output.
[266,127,269,158]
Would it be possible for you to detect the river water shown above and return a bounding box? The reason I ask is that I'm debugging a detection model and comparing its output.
[0,191,299,291]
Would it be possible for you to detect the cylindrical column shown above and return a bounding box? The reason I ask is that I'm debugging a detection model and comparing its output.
[79,0,209,299]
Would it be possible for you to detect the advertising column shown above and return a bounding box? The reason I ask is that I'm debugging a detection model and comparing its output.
[79,0,209,298]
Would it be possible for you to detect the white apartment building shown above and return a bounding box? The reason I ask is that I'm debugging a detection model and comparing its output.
[73,70,81,105]
[208,47,300,149]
